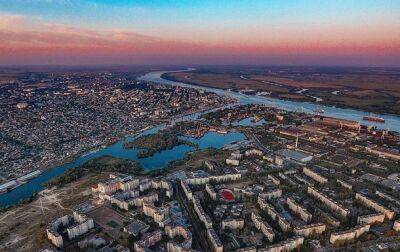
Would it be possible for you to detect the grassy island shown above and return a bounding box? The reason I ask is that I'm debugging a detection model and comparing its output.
[123,131,198,158]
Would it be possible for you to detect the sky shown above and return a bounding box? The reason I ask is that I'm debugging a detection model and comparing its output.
[0,0,399,66]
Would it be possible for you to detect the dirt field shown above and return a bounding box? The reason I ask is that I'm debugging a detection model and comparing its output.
[165,72,290,93]
[87,205,129,240]
[0,173,108,252]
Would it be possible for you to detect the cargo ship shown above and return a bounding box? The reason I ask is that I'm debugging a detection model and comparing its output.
[0,170,42,194]
[363,116,385,123]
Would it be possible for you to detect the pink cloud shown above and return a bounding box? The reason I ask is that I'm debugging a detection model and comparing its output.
[0,13,27,28]
[0,12,399,66]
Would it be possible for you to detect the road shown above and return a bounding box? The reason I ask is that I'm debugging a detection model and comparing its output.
[174,183,210,251]
[244,130,271,154]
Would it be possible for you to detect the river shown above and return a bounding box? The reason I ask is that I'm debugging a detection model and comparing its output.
[2,68,400,208]
[139,69,400,132]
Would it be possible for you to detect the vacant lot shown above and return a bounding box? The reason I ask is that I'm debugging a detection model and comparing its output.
[87,205,128,240]
[0,173,108,252]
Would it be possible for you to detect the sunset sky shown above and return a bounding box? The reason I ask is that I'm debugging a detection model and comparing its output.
[0,0,399,66]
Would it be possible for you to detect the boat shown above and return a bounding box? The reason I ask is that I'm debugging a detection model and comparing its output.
[363,116,385,123]
[16,170,42,182]
[0,180,24,194]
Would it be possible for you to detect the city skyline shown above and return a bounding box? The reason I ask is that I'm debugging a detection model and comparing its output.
[0,0,399,66]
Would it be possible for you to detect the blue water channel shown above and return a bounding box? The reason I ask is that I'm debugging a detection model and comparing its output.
[0,119,245,208]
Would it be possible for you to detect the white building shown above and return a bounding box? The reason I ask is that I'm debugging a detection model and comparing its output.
[262,236,304,252]
[357,213,385,225]
[307,187,350,217]
[355,193,396,220]
[303,167,328,184]
[329,225,370,244]
[287,197,312,223]
[47,212,94,248]
[294,223,326,237]
[206,183,217,200]
[393,220,400,231]
[251,212,275,242]
[226,158,240,166]
[221,218,244,230]
[206,227,223,252]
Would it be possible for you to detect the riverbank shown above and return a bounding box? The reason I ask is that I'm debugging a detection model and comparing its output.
[2,102,223,192]
[161,72,400,117]
[150,70,400,133]
[0,124,153,195]
[36,124,153,175]
[44,156,144,188]
[0,100,244,209]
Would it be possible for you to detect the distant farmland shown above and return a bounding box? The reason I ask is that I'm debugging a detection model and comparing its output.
[163,66,400,115]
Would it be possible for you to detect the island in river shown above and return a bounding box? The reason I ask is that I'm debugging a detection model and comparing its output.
[123,129,199,158]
